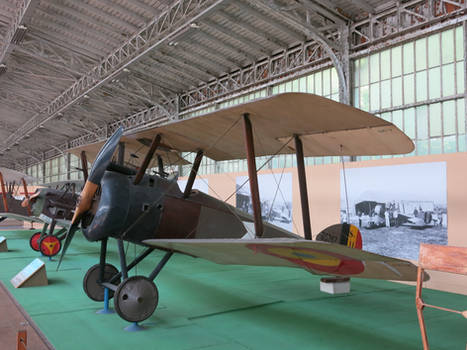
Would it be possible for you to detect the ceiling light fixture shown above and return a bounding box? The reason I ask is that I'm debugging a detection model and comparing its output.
[11,25,27,45]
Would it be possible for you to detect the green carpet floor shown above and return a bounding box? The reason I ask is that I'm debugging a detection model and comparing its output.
[0,229,465,350]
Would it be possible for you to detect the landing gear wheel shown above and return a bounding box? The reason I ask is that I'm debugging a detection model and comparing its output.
[83,264,120,302]
[114,276,158,323]
[29,232,42,251]
[39,235,61,257]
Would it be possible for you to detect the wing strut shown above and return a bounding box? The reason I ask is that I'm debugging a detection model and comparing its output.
[294,135,312,240]
[117,142,125,165]
[134,134,161,185]
[21,177,31,216]
[183,150,204,198]
[242,113,263,238]
[80,151,88,182]
[0,172,9,212]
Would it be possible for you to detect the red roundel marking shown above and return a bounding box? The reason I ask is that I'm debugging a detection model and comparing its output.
[30,232,42,251]
[40,235,61,257]
[246,244,365,275]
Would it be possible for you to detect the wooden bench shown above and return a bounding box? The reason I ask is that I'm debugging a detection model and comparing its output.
[416,243,467,350]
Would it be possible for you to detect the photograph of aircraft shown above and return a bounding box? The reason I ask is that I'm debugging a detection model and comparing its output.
[340,162,447,260]
[57,93,425,324]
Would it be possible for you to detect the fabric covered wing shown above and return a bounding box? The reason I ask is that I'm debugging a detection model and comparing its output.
[0,213,44,223]
[68,93,414,161]
[143,238,420,281]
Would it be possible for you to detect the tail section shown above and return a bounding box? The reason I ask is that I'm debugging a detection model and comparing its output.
[316,223,362,249]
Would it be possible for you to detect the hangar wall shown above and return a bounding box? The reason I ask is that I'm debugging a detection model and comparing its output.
[185,152,467,295]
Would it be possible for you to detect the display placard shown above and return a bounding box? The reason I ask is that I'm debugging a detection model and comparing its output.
[11,259,47,288]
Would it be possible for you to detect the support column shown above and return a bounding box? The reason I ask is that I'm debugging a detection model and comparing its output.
[134,134,161,185]
[183,150,203,198]
[0,172,8,212]
[294,135,312,240]
[242,113,263,238]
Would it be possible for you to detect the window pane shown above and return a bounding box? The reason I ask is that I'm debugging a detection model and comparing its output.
[441,29,455,64]
[307,74,314,93]
[444,135,457,153]
[360,85,369,111]
[299,77,307,92]
[404,73,415,104]
[415,38,427,71]
[456,61,464,94]
[428,34,440,68]
[292,79,299,92]
[458,98,465,134]
[428,67,441,99]
[353,88,359,108]
[360,57,369,85]
[429,103,442,137]
[315,72,322,95]
[381,50,391,80]
[417,105,428,139]
[353,60,359,86]
[381,80,391,109]
[331,68,338,94]
[370,54,379,83]
[404,108,416,139]
[392,77,403,107]
[430,138,442,154]
[417,139,429,155]
[443,100,456,135]
[392,46,402,77]
[455,26,464,61]
[370,82,380,111]
[442,63,455,97]
[459,135,466,152]
[323,69,331,96]
[380,112,391,122]
[403,42,414,74]
[393,110,403,130]
[416,71,427,102]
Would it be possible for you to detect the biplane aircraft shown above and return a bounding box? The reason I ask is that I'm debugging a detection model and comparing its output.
[58,93,425,324]
[0,167,81,257]
[0,167,34,224]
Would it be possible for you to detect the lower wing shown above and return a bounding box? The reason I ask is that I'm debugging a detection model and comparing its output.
[0,212,44,223]
[143,238,423,282]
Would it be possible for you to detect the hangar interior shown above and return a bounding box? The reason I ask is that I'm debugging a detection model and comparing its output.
[0,0,466,349]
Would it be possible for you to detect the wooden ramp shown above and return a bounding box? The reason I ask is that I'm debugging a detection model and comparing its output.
[0,282,54,350]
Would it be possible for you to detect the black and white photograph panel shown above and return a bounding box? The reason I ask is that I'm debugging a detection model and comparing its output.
[178,178,209,194]
[340,162,447,260]
[236,173,293,231]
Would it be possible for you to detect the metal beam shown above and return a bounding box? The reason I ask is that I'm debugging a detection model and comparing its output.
[0,0,227,153]
[0,0,38,64]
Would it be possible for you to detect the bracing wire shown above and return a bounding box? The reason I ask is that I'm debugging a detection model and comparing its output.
[340,149,350,223]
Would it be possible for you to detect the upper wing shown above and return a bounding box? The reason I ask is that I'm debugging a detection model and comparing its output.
[0,213,44,223]
[69,93,414,161]
[143,238,420,282]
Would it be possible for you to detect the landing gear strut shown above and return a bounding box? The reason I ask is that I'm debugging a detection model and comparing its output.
[84,238,173,324]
